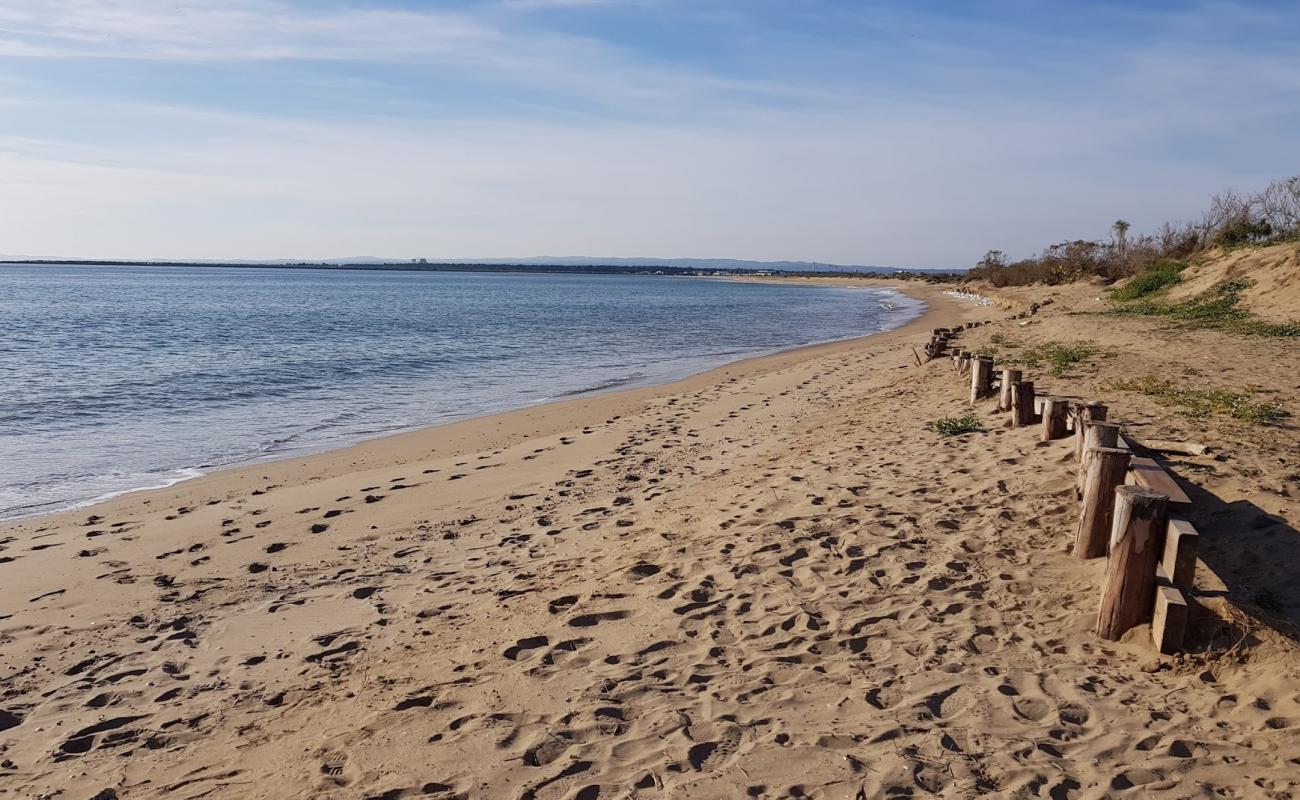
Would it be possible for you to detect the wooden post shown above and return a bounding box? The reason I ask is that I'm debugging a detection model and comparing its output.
[1077,421,1122,497]
[1073,446,1132,559]
[1073,403,1108,461]
[956,351,972,375]
[1096,486,1169,640]
[998,368,1022,411]
[1152,586,1188,654]
[1040,396,1069,441]
[969,356,994,403]
[1010,381,1035,427]
[1162,518,1199,588]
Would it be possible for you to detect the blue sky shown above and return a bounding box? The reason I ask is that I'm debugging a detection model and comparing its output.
[1,1,1297,267]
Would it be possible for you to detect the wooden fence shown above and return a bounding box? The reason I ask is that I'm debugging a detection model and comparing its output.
[922,319,1197,654]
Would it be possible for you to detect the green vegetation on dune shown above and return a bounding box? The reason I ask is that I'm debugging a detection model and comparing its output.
[1108,278,1300,337]
[981,335,1112,376]
[1109,375,1287,424]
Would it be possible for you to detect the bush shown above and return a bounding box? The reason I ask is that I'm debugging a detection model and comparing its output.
[968,175,1300,286]
[1109,259,1187,301]
[925,414,985,437]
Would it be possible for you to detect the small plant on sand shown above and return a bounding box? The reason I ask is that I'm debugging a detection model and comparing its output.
[1006,341,1110,376]
[1109,375,1287,424]
[925,414,985,437]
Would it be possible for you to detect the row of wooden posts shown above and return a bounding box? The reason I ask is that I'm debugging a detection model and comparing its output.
[926,325,1197,654]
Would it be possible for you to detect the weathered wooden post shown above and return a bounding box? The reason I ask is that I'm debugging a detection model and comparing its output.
[1162,518,1200,588]
[1074,446,1132,558]
[1010,381,1036,427]
[1076,421,1122,497]
[956,350,972,376]
[1040,396,1069,441]
[1152,586,1189,654]
[1097,486,1169,640]
[997,368,1022,411]
[1073,402,1109,461]
[969,356,994,403]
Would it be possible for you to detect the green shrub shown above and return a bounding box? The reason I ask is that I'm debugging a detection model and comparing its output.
[925,414,985,437]
[1109,259,1187,301]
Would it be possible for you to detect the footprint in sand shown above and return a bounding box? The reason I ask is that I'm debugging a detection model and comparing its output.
[567,611,630,627]
[503,636,549,661]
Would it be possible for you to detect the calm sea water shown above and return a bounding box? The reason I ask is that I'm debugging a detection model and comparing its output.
[0,264,923,520]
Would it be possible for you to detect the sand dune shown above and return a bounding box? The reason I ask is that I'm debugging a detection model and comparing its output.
[2,281,1298,799]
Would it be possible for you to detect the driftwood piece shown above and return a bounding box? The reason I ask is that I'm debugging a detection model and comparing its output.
[1097,486,1169,640]
[1074,446,1132,559]
[1135,439,1212,457]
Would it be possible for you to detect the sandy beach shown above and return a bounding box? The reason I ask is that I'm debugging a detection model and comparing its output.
[3,278,1298,800]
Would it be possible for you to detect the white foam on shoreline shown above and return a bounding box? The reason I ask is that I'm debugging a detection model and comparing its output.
[944,289,994,306]
[0,468,207,523]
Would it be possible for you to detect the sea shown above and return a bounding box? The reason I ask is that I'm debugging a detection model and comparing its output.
[0,264,924,520]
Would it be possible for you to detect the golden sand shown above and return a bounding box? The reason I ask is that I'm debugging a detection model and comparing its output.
[2,280,1297,799]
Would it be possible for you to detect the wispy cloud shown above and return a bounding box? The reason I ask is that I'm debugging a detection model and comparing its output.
[0,1,1296,265]
[0,1,496,61]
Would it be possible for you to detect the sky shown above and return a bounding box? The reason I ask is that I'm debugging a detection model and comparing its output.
[0,1,1297,268]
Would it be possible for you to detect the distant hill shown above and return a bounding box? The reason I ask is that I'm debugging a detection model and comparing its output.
[1,253,954,274]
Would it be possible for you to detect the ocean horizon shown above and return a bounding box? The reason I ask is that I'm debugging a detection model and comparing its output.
[0,263,923,520]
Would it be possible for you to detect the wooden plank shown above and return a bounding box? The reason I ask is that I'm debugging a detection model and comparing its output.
[1163,518,1199,588]
[1127,456,1191,506]
[1152,585,1188,655]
